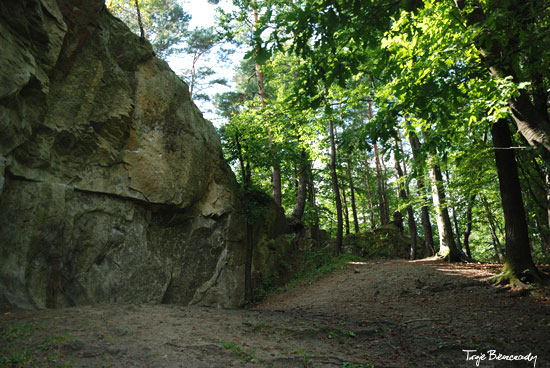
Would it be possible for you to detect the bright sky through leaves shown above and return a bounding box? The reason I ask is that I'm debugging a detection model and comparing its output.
[169,0,242,126]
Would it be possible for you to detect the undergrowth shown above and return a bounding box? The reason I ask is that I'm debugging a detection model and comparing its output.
[271,245,361,294]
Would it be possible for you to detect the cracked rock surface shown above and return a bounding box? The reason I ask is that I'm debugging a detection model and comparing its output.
[0,0,258,309]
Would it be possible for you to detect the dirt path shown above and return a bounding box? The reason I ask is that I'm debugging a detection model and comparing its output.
[2,258,549,367]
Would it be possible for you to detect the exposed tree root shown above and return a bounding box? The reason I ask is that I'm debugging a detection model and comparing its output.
[490,263,549,288]
[437,252,472,263]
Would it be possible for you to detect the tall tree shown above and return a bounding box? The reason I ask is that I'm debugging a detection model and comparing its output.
[373,140,389,225]
[346,154,360,233]
[393,139,418,259]
[481,194,504,263]
[107,0,191,58]
[341,188,351,235]
[462,195,475,259]
[183,27,218,100]
[429,153,463,261]
[491,119,547,284]
[408,131,435,256]
[291,149,308,222]
[453,0,550,165]
[253,7,282,207]
[329,119,343,254]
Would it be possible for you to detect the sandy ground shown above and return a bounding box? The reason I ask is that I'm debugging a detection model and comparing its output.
[1,258,549,367]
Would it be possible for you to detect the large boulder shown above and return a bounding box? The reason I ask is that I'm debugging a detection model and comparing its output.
[0,0,247,310]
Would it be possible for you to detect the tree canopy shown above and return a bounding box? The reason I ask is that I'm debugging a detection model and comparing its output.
[108,0,550,284]
[211,0,550,285]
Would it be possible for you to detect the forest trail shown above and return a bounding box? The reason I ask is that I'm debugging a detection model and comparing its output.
[2,259,549,368]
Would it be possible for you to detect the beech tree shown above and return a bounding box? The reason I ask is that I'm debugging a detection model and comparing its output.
[213,0,549,284]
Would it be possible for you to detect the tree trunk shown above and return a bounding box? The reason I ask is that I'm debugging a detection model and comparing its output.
[543,170,550,255]
[329,120,343,254]
[452,1,550,165]
[544,170,550,255]
[481,194,504,263]
[373,141,389,225]
[346,155,360,233]
[515,150,550,254]
[491,119,547,284]
[380,156,391,222]
[235,132,250,188]
[368,99,389,226]
[507,89,550,164]
[291,149,308,221]
[408,131,435,256]
[134,0,145,41]
[342,188,350,235]
[237,131,255,302]
[363,153,377,230]
[393,140,418,259]
[429,157,463,261]
[463,195,475,259]
[253,8,282,207]
[271,167,282,207]
[307,165,320,244]
[445,170,463,251]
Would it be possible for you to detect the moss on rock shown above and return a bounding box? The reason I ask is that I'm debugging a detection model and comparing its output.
[343,225,426,259]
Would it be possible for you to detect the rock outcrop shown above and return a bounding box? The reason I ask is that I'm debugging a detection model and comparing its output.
[0,0,248,310]
[343,225,427,260]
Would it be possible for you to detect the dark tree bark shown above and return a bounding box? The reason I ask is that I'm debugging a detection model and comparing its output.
[329,120,343,254]
[545,171,550,255]
[346,155,360,233]
[516,146,550,256]
[134,0,145,41]
[491,119,547,284]
[271,166,282,207]
[408,131,435,256]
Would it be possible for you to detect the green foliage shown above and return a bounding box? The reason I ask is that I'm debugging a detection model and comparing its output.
[342,361,375,368]
[220,341,258,364]
[273,246,360,293]
[241,187,272,225]
[107,0,190,59]
[1,320,77,368]
[213,0,550,268]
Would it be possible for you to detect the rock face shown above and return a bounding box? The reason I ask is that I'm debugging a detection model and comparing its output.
[0,0,248,309]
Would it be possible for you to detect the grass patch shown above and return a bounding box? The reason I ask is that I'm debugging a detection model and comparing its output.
[342,362,374,368]
[220,341,259,364]
[1,319,76,367]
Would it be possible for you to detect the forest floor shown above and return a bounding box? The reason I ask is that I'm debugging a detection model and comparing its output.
[1,258,549,368]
